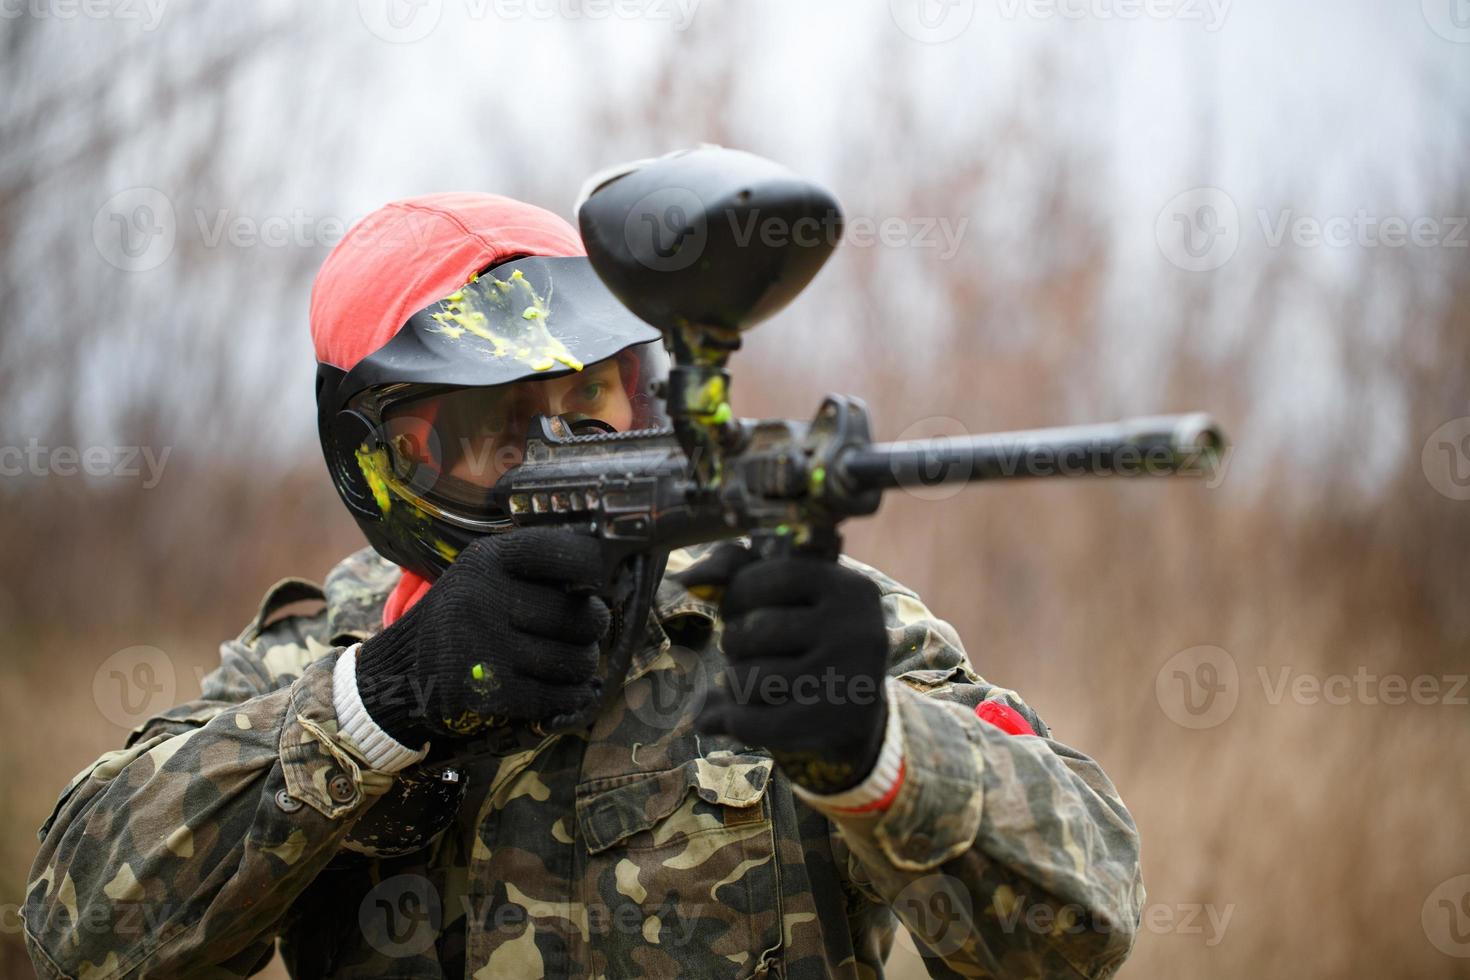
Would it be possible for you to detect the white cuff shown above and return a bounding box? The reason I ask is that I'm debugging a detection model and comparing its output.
[332,644,430,774]
[791,678,906,812]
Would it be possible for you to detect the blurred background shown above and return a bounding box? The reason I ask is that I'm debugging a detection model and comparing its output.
[2,0,1468,976]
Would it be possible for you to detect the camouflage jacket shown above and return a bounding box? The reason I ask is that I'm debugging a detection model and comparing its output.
[25,544,1144,979]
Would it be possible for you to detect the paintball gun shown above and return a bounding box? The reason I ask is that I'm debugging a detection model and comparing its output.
[492,146,1226,733]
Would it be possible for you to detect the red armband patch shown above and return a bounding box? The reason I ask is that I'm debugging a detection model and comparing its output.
[975,700,1037,736]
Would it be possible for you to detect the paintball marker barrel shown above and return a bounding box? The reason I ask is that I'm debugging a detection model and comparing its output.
[838,413,1225,491]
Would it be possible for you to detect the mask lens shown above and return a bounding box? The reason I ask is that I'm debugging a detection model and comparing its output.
[373,342,669,517]
[381,386,517,508]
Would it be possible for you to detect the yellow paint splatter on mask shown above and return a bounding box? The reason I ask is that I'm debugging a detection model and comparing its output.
[428,268,585,372]
[354,442,462,563]
[355,444,394,515]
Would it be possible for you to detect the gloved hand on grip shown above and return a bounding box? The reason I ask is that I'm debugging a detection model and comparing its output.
[683,542,891,795]
[355,528,611,744]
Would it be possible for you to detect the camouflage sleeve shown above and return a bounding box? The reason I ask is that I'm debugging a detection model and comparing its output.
[22,589,390,979]
[823,558,1145,980]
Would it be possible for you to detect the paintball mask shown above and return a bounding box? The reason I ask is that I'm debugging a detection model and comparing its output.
[317,253,667,580]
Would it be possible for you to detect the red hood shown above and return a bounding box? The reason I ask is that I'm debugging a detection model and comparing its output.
[309,192,585,372]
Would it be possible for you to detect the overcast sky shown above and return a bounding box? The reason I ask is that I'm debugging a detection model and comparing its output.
[6,0,1466,500]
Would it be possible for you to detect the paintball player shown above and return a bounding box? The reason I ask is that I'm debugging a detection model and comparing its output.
[24,191,1144,978]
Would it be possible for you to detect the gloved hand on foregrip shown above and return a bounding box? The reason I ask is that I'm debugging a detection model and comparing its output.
[684,542,891,795]
[355,528,611,743]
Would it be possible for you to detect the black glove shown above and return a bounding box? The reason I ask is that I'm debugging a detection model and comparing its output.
[685,542,890,794]
[356,529,611,743]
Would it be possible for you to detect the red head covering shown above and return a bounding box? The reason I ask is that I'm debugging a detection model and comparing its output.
[309,192,586,372]
[310,193,587,623]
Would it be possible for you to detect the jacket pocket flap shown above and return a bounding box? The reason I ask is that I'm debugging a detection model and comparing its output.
[576,752,774,854]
